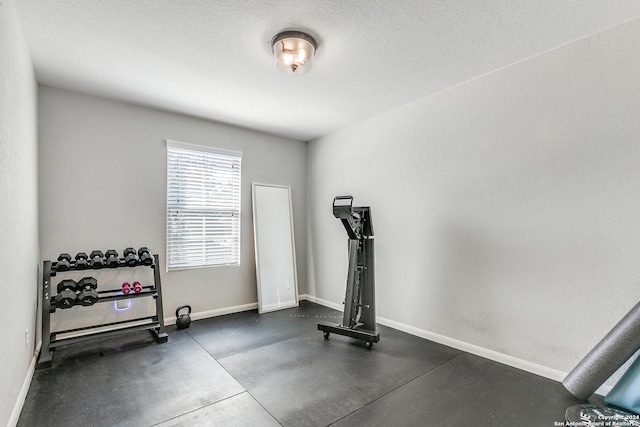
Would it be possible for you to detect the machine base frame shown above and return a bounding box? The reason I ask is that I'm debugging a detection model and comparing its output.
[317,321,380,344]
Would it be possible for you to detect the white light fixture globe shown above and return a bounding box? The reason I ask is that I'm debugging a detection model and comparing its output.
[272,31,317,76]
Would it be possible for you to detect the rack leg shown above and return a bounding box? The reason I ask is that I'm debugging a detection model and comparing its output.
[152,255,169,343]
[38,261,53,369]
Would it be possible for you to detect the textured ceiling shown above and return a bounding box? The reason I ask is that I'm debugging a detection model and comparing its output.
[13,0,640,141]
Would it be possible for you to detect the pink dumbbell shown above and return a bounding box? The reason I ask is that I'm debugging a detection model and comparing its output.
[122,282,131,295]
[132,281,142,293]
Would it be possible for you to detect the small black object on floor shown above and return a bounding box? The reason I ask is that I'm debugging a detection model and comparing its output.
[175,305,192,329]
[19,301,589,427]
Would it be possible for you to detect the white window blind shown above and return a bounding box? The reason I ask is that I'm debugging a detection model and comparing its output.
[166,140,242,270]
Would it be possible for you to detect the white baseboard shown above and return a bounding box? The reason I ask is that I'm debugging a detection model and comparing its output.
[9,343,40,427]
[16,295,608,426]
[163,296,322,326]
[302,295,574,384]
[163,296,328,325]
[376,316,567,382]
[595,384,613,397]
[172,295,612,395]
[299,294,343,311]
[164,302,258,326]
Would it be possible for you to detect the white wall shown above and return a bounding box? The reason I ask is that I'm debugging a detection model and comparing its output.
[38,86,306,322]
[307,18,640,375]
[0,0,39,425]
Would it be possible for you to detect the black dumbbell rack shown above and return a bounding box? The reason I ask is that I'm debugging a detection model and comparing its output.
[38,254,168,368]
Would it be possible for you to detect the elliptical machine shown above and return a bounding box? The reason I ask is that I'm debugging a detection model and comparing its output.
[318,196,380,349]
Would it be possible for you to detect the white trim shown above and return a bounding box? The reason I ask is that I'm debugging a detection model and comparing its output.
[165,139,243,158]
[302,296,576,384]
[595,383,613,397]
[163,296,324,325]
[9,343,41,427]
[376,316,567,382]
[159,294,610,396]
[13,297,611,427]
[164,302,257,325]
[300,294,343,311]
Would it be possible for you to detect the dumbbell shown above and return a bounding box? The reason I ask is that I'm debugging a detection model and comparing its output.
[138,247,153,265]
[56,253,72,272]
[132,281,142,293]
[77,277,98,306]
[123,247,139,267]
[89,250,104,269]
[75,252,89,270]
[122,281,142,294]
[122,281,142,295]
[55,279,77,308]
[105,250,120,268]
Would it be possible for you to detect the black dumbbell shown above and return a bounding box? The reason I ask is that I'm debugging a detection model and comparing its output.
[55,279,77,308]
[138,247,153,265]
[75,252,89,270]
[123,247,139,267]
[56,253,72,272]
[89,250,104,269]
[77,277,99,306]
[105,250,120,268]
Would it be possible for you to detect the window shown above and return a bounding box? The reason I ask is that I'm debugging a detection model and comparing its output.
[166,140,242,270]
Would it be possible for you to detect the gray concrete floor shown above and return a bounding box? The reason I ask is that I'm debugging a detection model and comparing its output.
[19,301,587,426]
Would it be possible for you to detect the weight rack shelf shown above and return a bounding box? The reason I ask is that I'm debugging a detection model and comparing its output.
[38,254,168,368]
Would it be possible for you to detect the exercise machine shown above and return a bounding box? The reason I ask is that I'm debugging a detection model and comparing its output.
[318,196,380,348]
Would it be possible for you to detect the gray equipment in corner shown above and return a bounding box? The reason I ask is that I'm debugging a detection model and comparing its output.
[318,196,380,349]
[563,300,640,400]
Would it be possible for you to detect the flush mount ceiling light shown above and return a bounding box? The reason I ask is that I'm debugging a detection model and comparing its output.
[271,31,317,76]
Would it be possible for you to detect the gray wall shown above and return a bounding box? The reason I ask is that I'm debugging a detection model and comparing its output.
[0,0,39,425]
[38,86,307,323]
[307,18,640,376]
